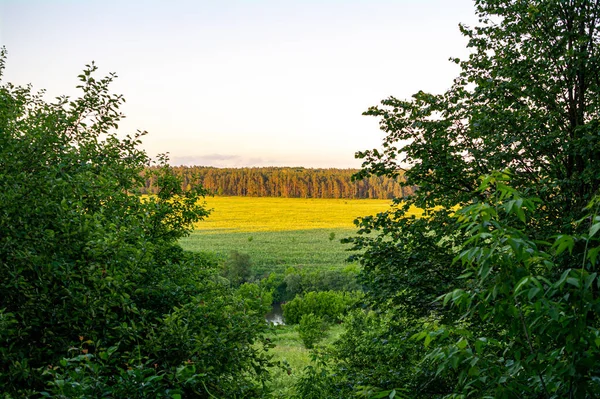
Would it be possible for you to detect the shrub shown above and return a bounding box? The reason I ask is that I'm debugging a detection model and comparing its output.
[298,313,329,349]
[283,265,361,298]
[283,290,362,324]
[0,53,272,397]
[222,250,252,286]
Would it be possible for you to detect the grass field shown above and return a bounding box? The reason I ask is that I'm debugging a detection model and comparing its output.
[179,197,400,395]
[265,323,345,398]
[179,197,403,276]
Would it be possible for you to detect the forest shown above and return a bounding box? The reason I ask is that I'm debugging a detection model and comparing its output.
[140,166,414,199]
[3,0,600,398]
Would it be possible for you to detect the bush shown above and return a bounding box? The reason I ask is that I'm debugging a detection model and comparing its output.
[0,53,273,397]
[222,250,252,286]
[292,352,338,399]
[283,265,361,298]
[298,314,329,349]
[283,290,362,324]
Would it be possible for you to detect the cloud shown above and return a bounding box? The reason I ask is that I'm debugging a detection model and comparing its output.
[168,152,363,169]
[169,154,271,168]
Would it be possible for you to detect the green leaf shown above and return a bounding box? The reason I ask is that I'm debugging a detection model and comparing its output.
[424,334,432,348]
[584,273,597,290]
[528,287,541,300]
[566,277,581,288]
[590,222,600,238]
[514,276,530,295]
[475,339,485,354]
[588,247,600,266]
[515,205,526,223]
[554,235,575,255]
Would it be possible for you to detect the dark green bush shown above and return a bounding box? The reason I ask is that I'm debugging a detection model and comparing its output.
[0,52,273,397]
[292,353,338,399]
[283,265,361,299]
[298,314,329,349]
[222,250,253,286]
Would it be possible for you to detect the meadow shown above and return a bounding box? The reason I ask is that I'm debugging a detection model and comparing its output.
[179,196,409,396]
[266,323,345,398]
[179,197,406,276]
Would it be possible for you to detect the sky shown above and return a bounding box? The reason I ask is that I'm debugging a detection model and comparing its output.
[0,0,478,168]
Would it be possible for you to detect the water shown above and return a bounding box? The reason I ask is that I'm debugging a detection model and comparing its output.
[265,303,285,325]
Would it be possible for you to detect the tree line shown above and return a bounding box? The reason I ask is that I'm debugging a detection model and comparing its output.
[140,166,415,199]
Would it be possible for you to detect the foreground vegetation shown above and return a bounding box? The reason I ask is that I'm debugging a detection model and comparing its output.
[301,1,600,398]
[0,53,273,398]
[265,324,345,398]
[4,0,600,397]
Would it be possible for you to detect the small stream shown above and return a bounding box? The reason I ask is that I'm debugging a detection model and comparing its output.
[265,303,285,325]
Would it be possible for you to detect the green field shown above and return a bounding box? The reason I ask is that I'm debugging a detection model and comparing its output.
[265,323,345,398]
[179,197,402,276]
[179,196,402,396]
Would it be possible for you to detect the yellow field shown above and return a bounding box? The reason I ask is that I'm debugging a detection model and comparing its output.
[194,196,402,232]
[181,196,421,276]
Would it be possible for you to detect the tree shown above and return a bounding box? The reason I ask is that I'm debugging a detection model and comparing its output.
[222,250,252,286]
[298,313,329,349]
[418,173,600,398]
[357,0,600,217]
[0,50,273,397]
[339,0,600,396]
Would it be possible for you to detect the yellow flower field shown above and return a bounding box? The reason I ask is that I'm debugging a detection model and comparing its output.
[193,196,414,232]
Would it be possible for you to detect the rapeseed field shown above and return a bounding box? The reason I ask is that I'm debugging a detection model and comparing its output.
[179,197,418,275]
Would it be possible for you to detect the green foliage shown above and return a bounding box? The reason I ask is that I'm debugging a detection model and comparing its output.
[292,309,450,398]
[283,265,361,298]
[332,310,423,395]
[356,1,600,219]
[222,250,253,286]
[414,178,600,397]
[342,0,600,396]
[292,351,339,399]
[40,281,274,398]
[298,314,329,349]
[0,51,272,397]
[344,206,462,321]
[283,290,361,325]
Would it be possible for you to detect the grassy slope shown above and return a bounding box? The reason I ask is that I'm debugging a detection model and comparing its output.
[180,228,357,276]
[266,324,345,398]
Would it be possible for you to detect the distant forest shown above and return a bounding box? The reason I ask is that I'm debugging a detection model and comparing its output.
[141,166,414,199]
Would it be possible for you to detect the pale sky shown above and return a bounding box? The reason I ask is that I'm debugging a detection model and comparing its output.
[0,0,477,168]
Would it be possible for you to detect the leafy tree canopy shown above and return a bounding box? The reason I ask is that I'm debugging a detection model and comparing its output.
[0,49,273,398]
[335,0,600,397]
